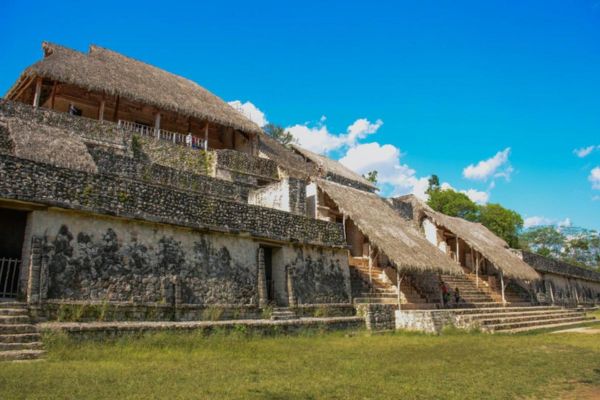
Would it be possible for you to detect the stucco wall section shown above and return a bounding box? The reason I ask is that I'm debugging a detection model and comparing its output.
[20,209,351,306]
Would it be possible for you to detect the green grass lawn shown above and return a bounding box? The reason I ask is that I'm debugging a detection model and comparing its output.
[1,328,600,400]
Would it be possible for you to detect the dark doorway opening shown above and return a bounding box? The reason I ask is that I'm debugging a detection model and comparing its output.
[0,208,28,298]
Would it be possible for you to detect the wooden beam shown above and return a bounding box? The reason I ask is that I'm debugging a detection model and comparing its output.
[50,81,58,109]
[112,95,120,122]
[98,97,106,121]
[500,271,506,306]
[204,122,209,151]
[10,76,33,101]
[32,77,42,107]
[154,112,161,138]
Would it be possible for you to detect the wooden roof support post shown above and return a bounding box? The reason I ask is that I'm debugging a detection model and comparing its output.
[98,97,106,121]
[396,269,403,311]
[154,112,161,139]
[455,237,460,264]
[32,77,42,108]
[368,243,373,285]
[50,81,58,110]
[342,214,347,241]
[500,270,506,306]
[475,253,480,288]
[204,122,209,151]
[112,95,120,122]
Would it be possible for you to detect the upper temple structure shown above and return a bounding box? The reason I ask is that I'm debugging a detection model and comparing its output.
[0,43,598,352]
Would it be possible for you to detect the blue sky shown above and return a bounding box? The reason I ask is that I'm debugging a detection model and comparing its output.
[1,1,599,230]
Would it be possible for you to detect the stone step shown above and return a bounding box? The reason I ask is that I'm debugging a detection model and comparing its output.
[484,315,592,332]
[0,342,43,351]
[0,315,31,324]
[0,333,42,343]
[447,306,559,315]
[502,319,599,334]
[0,308,29,316]
[0,324,38,334]
[476,311,585,326]
[0,349,45,362]
[354,297,400,305]
[464,309,583,320]
[0,302,28,309]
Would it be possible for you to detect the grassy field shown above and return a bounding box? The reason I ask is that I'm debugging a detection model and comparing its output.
[1,327,600,400]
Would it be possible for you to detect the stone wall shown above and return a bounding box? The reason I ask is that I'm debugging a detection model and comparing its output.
[356,303,396,331]
[0,99,127,148]
[248,178,307,216]
[286,246,351,304]
[324,173,375,193]
[87,144,248,202]
[522,251,600,283]
[0,154,345,248]
[22,209,351,308]
[215,149,279,181]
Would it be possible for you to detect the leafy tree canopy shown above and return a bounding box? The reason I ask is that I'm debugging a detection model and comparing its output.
[427,187,480,222]
[263,123,296,146]
[364,170,378,184]
[479,203,523,248]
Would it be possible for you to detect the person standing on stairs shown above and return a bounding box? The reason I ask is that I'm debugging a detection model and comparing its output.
[454,287,461,305]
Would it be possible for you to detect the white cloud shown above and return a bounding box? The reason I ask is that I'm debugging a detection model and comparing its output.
[436,182,489,204]
[228,100,268,127]
[339,142,429,198]
[524,216,572,229]
[287,118,382,154]
[574,145,598,158]
[462,189,489,205]
[590,167,600,190]
[524,216,554,228]
[593,195,600,202]
[558,218,572,228]
[463,148,512,181]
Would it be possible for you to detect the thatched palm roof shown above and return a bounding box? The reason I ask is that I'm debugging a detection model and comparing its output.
[292,145,377,191]
[316,179,463,275]
[393,195,539,281]
[6,42,262,136]
[258,134,315,179]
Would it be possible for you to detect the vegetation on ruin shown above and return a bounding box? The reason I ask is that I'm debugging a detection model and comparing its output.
[263,123,296,147]
[1,329,599,399]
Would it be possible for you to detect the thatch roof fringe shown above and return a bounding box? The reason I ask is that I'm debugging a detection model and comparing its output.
[393,195,540,281]
[316,179,463,275]
[292,145,377,191]
[6,42,262,136]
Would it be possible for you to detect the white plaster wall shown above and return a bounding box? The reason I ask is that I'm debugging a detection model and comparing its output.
[422,218,438,247]
[249,180,290,212]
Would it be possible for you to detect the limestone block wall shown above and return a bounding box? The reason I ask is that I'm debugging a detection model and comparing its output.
[249,177,307,216]
[21,209,351,307]
[0,154,345,248]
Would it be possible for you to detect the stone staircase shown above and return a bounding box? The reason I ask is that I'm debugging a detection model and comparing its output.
[350,258,436,309]
[0,301,45,361]
[453,306,596,333]
[270,307,298,321]
[440,272,529,308]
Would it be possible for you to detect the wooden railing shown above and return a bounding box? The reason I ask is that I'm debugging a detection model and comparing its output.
[117,120,206,150]
[0,258,20,298]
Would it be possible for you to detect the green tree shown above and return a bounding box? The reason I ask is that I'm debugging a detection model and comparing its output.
[427,188,479,221]
[263,123,295,146]
[519,226,565,256]
[426,174,440,194]
[479,203,523,248]
[364,170,378,184]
